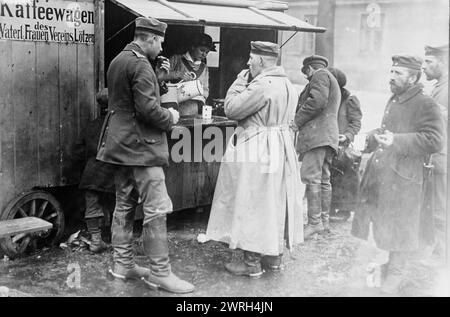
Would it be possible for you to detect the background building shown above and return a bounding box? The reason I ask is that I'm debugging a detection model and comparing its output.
[281,0,448,132]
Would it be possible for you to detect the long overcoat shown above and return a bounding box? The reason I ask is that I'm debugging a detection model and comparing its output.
[205,67,304,256]
[96,43,174,167]
[295,68,341,156]
[351,84,444,251]
[74,115,115,193]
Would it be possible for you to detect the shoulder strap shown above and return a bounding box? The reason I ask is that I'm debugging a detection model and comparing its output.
[131,50,146,59]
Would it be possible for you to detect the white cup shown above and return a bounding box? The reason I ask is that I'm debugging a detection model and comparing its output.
[202,105,212,120]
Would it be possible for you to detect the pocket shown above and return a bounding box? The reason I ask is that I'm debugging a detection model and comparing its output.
[133,116,161,145]
[389,155,422,183]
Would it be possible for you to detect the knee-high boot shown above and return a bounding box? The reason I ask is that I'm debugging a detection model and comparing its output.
[304,184,323,239]
[142,216,194,294]
[86,217,109,253]
[321,189,332,233]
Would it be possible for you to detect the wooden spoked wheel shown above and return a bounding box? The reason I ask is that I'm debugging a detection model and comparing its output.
[0,190,65,258]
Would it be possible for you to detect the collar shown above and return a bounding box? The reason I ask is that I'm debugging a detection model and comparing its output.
[183,52,203,66]
[183,52,194,63]
[435,74,448,88]
[124,42,148,58]
[390,83,423,104]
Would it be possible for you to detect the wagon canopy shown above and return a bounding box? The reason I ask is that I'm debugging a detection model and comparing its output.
[110,0,325,32]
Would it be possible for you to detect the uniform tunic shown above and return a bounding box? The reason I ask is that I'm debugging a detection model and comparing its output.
[97,43,174,166]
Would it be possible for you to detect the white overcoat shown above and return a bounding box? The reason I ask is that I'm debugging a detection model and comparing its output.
[205,66,305,256]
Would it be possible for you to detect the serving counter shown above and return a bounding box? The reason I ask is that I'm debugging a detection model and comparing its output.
[164,115,237,211]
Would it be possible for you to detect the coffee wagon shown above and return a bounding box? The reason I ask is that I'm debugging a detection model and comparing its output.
[0,0,324,257]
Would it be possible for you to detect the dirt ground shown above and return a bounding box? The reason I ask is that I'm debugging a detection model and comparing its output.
[1,208,449,297]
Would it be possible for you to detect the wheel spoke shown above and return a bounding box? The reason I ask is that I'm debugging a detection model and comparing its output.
[16,236,31,251]
[44,212,58,221]
[37,200,49,218]
[12,233,27,243]
[18,207,28,218]
[30,239,37,252]
[30,200,36,216]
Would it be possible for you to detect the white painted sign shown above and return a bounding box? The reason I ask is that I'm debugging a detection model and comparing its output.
[366,2,381,29]
[0,0,95,44]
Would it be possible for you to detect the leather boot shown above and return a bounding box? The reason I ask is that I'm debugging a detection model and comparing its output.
[304,185,323,239]
[142,216,194,294]
[108,264,150,281]
[261,254,283,271]
[321,189,332,233]
[86,217,109,253]
[224,251,263,278]
[381,251,406,294]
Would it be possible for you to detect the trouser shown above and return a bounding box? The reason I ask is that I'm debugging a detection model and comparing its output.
[85,190,106,219]
[112,166,173,270]
[300,146,334,225]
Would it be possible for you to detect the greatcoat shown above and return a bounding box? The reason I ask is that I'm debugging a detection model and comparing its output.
[351,84,444,251]
[205,67,304,256]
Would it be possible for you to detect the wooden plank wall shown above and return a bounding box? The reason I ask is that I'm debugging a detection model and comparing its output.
[0,0,96,214]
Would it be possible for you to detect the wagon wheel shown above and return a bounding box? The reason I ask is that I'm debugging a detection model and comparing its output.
[0,190,65,258]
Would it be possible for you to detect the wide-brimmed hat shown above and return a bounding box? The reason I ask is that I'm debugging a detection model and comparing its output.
[193,33,217,51]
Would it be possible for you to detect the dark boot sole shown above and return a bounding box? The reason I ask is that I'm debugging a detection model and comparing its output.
[261,265,284,272]
[224,267,264,279]
[142,279,195,294]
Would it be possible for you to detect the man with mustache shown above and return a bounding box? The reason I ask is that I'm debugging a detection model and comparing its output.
[352,54,444,294]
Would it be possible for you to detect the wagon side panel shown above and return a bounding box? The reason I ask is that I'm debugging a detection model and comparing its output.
[37,43,61,187]
[78,44,96,135]
[12,41,40,192]
[0,40,16,214]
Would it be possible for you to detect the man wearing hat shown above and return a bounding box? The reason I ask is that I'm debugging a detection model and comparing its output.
[96,16,194,294]
[352,54,444,294]
[161,33,216,116]
[423,44,448,256]
[293,55,341,239]
[205,41,304,277]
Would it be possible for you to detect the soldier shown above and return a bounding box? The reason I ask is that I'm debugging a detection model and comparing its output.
[423,44,448,256]
[96,17,194,294]
[205,42,304,277]
[352,54,444,294]
[294,55,341,239]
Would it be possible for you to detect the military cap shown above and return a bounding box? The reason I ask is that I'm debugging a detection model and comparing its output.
[424,44,449,57]
[303,55,329,68]
[250,41,280,57]
[391,54,423,70]
[193,33,217,52]
[135,16,167,37]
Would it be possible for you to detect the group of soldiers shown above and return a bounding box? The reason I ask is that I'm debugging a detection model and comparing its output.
[74,15,448,295]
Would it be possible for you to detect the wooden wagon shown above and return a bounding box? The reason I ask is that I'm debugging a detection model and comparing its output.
[0,0,324,257]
